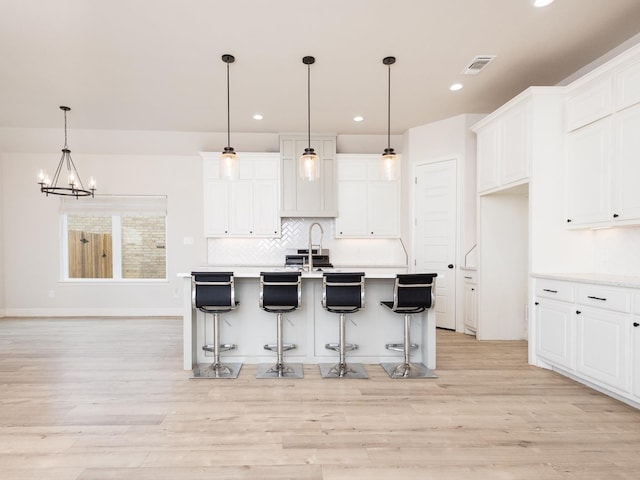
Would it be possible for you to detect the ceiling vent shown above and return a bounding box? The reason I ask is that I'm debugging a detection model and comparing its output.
[463,55,496,75]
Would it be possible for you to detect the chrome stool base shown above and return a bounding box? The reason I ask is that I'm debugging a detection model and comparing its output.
[191,362,242,379]
[256,362,304,379]
[319,362,368,379]
[381,361,436,379]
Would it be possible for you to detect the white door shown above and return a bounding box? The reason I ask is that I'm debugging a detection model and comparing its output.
[414,160,457,330]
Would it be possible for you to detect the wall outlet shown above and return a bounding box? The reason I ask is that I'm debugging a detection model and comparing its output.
[183,237,194,245]
[48,290,55,298]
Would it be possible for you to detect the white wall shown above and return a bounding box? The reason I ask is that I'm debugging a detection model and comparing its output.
[2,151,206,316]
[0,155,4,315]
[593,227,640,276]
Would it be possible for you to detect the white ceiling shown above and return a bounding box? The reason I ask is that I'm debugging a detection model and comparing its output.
[2,0,640,138]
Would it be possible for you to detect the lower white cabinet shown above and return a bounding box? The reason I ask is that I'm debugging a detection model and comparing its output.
[462,271,477,334]
[575,306,630,392]
[533,276,638,407]
[536,298,574,370]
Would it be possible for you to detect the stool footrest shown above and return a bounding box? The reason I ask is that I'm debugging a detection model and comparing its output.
[263,343,296,352]
[325,342,358,352]
[385,343,418,353]
[202,343,236,353]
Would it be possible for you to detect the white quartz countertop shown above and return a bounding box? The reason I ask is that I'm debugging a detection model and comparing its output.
[531,272,640,289]
[180,266,412,279]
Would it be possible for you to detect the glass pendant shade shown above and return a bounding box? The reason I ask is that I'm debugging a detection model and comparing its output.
[381,147,397,181]
[299,147,320,182]
[220,146,239,179]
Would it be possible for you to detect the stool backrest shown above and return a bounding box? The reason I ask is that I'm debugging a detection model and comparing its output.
[391,273,437,311]
[192,272,237,310]
[260,272,302,311]
[322,272,365,312]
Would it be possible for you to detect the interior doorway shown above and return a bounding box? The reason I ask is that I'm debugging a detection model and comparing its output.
[414,159,457,330]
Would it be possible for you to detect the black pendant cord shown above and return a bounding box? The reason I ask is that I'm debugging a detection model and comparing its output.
[307,61,311,150]
[387,62,391,151]
[226,59,231,148]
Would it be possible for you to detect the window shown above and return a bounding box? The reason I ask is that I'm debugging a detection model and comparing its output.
[61,196,167,281]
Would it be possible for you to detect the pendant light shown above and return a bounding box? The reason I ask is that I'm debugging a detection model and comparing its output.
[299,56,319,181]
[381,56,398,181]
[38,106,96,198]
[220,54,238,179]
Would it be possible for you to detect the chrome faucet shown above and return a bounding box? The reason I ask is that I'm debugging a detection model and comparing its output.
[308,222,324,272]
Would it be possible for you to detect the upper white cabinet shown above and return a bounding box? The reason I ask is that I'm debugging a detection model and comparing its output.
[566,74,612,132]
[201,152,281,237]
[475,94,531,194]
[280,135,337,217]
[565,50,640,228]
[335,154,400,238]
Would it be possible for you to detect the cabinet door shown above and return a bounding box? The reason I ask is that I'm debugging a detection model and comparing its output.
[463,281,477,333]
[253,180,280,236]
[368,181,399,237]
[566,75,612,131]
[612,104,640,222]
[476,121,501,192]
[566,119,611,226]
[204,179,229,235]
[614,58,640,111]
[335,181,367,236]
[536,299,574,370]
[279,136,337,217]
[229,181,253,235]
[576,307,630,392]
[633,316,640,398]
[501,101,530,186]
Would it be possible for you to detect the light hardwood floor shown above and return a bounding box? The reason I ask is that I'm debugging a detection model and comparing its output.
[0,317,639,480]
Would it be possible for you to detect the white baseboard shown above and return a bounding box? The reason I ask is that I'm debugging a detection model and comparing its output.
[3,307,182,318]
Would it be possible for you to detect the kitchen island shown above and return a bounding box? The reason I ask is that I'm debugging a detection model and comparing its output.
[180,267,437,373]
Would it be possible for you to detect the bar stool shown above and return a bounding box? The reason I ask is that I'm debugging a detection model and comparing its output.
[256,271,304,379]
[380,273,437,379]
[320,272,368,379]
[191,272,241,379]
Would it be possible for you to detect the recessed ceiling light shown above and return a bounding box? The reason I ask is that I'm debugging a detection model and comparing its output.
[533,0,554,7]
[253,114,263,120]
[353,115,364,122]
[449,83,463,91]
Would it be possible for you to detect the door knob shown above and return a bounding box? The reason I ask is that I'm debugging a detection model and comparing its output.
[448,264,454,269]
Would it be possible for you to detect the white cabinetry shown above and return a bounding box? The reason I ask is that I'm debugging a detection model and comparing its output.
[634,294,640,398]
[335,154,400,238]
[462,270,477,334]
[534,280,575,370]
[532,277,638,407]
[565,51,640,227]
[280,135,337,217]
[475,97,531,194]
[201,152,280,237]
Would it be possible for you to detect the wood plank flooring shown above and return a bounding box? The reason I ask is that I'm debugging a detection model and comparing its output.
[1,317,639,479]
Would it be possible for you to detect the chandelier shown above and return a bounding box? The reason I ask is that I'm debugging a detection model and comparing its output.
[38,106,95,198]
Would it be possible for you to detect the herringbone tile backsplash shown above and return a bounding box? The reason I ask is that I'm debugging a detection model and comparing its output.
[207,218,406,267]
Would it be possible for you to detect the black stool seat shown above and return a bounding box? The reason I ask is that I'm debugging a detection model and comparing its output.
[320,272,367,379]
[257,271,303,379]
[191,272,241,379]
[380,273,437,379]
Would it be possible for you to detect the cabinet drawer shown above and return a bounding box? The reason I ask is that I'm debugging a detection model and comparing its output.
[462,271,477,284]
[577,286,631,313]
[535,280,574,302]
